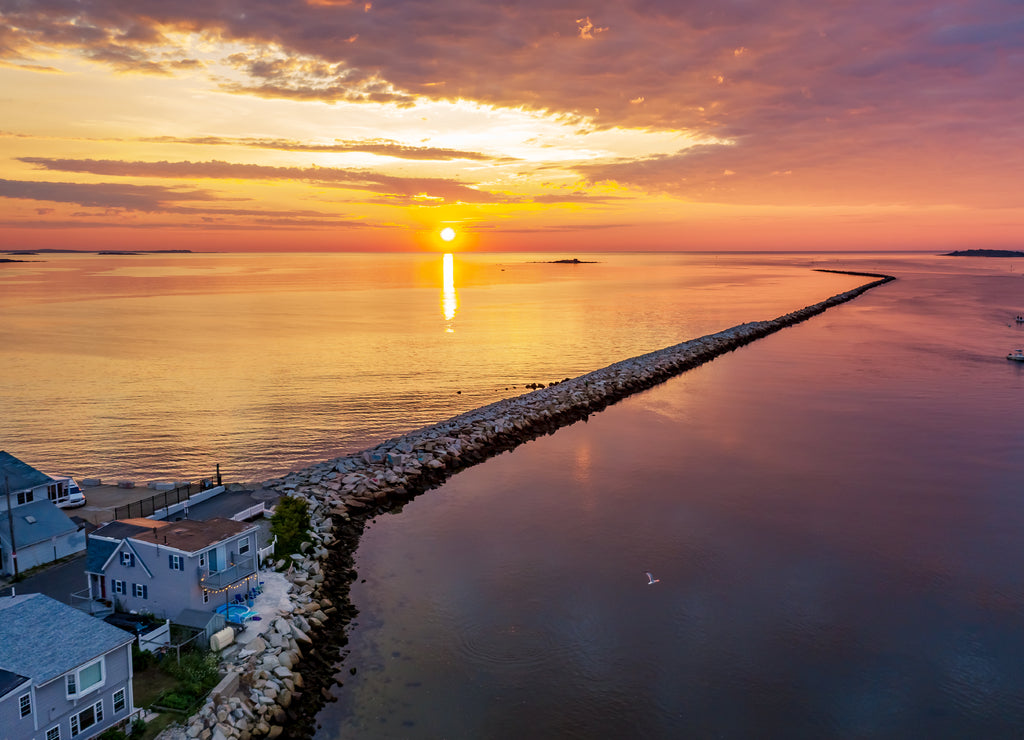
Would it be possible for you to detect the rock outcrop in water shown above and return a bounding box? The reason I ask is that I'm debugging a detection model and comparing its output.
[175,271,894,740]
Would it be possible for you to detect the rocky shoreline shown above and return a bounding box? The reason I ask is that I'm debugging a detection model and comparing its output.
[170,270,894,740]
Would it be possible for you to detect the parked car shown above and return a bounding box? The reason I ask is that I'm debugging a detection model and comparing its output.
[55,476,87,508]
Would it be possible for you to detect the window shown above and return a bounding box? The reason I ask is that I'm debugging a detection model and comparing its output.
[113,688,126,714]
[19,692,31,718]
[168,554,184,571]
[70,700,103,737]
[66,657,105,699]
[202,590,210,604]
[132,583,148,599]
[120,551,135,567]
[16,490,34,505]
[48,483,60,501]
[238,537,250,555]
[199,553,206,568]
[112,579,126,595]
[46,726,61,740]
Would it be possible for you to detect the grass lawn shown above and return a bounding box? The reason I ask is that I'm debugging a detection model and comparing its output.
[133,664,187,740]
[133,664,180,708]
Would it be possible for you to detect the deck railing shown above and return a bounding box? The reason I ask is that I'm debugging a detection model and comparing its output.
[199,553,257,591]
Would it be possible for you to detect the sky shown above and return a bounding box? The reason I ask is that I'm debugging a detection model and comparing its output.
[0,0,1022,252]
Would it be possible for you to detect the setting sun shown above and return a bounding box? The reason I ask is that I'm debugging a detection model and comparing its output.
[440,227,457,242]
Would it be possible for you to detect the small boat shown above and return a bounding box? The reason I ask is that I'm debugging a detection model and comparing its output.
[1008,349,1024,362]
[1016,315,1024,323]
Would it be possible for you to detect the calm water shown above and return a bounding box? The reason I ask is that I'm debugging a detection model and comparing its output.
[0,251,869,483]
[313,256,1024,738]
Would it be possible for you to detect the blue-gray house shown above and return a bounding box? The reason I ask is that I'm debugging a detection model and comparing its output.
[85,517,260,619]
[0,452,71,512]
[0,500,87,578]
[0,593,136,740]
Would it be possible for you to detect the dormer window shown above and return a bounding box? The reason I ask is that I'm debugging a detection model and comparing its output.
[120,551,135,567]
[66,657,105,699]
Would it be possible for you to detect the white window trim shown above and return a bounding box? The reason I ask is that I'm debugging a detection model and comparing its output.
[120,550,135,567]
[46,725,61,740]
[19,692,31,718]
[65,657,106,699]
[113,688,126,714]
[112,579,126,595]
[169,554,184,571]
[238,537,250,555]
[70,699,103,737]
[132,583,148,599]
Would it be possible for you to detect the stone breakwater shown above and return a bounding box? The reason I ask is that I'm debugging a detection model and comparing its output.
[171,271,893,740]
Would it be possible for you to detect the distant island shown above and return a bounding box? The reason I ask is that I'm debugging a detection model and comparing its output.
[945,249,1024,258]
[1,249,192,255]
[531,258,597,264]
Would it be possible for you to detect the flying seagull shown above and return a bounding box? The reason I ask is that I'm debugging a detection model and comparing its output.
[646,572,660,585]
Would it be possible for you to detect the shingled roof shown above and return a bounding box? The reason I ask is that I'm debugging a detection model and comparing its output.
[0,500,78,548]
[0,594,134,686]
[0,451,52,495]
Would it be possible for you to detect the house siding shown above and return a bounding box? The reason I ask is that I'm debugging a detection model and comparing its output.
[0,529,87,576]
[31,642,133,740]
[102,530,258,618]
[0,687,36,740]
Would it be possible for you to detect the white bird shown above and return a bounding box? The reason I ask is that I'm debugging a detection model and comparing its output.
[645,572,660,585]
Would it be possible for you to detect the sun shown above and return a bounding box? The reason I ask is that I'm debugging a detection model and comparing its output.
[440,227,456,242]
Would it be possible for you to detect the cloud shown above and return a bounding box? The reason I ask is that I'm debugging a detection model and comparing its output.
[18,157,512,204]
[0,177,346,219]
[2,0,1023,210]
[140,135,510,162]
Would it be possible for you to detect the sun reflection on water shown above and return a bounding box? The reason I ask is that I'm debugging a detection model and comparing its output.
[442,252,458,328]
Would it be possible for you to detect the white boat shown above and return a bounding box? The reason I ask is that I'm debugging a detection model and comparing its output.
[1008,349,1024,362]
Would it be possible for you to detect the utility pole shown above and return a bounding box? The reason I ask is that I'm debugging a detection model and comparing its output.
[3,474,17,580]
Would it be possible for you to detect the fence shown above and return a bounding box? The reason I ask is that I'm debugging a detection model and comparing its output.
[138,619,172,653]
[113,483,194,520]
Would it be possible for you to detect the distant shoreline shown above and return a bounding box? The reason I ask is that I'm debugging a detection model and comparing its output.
[944,249,1024,258]
[1,249,192,256]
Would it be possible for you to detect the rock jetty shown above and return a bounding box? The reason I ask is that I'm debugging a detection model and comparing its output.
[168,271,893,740]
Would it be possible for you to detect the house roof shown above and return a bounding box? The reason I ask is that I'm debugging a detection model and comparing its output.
[85,537,118,575]
[0,668,30,702]
[91,519,168,541]
[0,594,135,686]
[125,517,256,554]
[0,500,78,548]
[174,608,227,631]
[0,451,52,495]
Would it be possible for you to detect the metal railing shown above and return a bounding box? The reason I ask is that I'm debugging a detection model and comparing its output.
[199,553,257,591]
[70,588,114,617]
[113,483,194,520]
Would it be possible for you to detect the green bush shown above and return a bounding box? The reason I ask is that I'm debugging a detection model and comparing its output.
[154,691,195,711]
[270,495,311,559]
[161,652,219,698]
[132,643,156,672]
[97,728,127,740]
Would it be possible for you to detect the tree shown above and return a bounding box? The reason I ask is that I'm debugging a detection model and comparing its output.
[270,495,311,560]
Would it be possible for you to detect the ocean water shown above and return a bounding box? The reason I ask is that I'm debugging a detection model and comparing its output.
[1,251,869,483]
[310,255,1024,738]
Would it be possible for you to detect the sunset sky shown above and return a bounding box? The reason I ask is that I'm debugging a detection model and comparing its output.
[1,0,1021,252]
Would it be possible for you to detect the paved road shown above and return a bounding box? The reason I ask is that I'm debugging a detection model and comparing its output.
[2,552,88,604]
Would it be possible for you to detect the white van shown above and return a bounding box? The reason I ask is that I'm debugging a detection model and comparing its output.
[53,476,87,508]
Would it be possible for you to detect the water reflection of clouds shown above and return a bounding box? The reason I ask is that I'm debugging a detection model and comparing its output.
[442,252,457,328]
